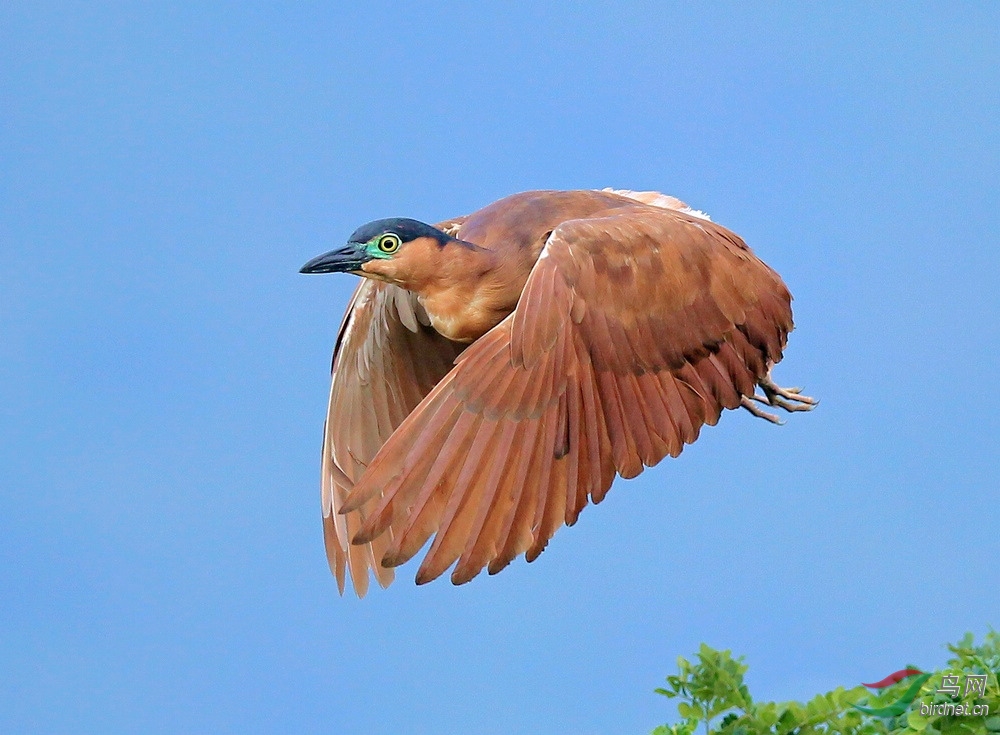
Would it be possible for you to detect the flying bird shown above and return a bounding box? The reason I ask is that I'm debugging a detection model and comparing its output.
[300,188,815,596]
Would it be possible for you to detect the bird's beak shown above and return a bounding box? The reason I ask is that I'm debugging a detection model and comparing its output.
[299,243,372,274]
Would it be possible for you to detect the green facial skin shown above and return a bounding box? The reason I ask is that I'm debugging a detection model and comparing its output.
[365,232,401,260]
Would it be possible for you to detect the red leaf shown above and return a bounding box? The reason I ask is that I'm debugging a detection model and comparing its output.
[862,668,924,688]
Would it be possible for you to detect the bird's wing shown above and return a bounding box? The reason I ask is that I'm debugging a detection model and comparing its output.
[341,204,793,586]
[321,278,464,596]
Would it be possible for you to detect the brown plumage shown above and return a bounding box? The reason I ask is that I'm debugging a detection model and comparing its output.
[300,188,816,596]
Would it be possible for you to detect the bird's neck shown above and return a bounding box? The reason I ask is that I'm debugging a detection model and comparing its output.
[413,241,534,343]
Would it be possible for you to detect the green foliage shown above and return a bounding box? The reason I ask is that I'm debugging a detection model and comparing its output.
[652,632,1000,735]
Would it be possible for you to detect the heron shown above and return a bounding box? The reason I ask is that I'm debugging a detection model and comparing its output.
[300,188,816,596]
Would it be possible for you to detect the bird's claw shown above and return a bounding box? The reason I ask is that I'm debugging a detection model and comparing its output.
[741,396,785,425]
[742,369,818,423]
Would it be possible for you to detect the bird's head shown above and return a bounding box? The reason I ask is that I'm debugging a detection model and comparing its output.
[300,218,459,290]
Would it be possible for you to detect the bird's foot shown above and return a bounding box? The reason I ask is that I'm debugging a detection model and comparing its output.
[741,370,818,424]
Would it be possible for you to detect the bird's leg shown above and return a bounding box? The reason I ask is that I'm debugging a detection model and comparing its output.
[741,368,818,424]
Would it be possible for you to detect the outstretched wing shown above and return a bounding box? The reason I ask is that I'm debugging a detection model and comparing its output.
[341,202,793,586]
[320,278,465,596]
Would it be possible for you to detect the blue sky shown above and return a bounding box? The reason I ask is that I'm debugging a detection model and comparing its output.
[2,3,998,733]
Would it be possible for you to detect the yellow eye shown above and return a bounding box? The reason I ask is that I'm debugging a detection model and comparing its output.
[377,233,401,253]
